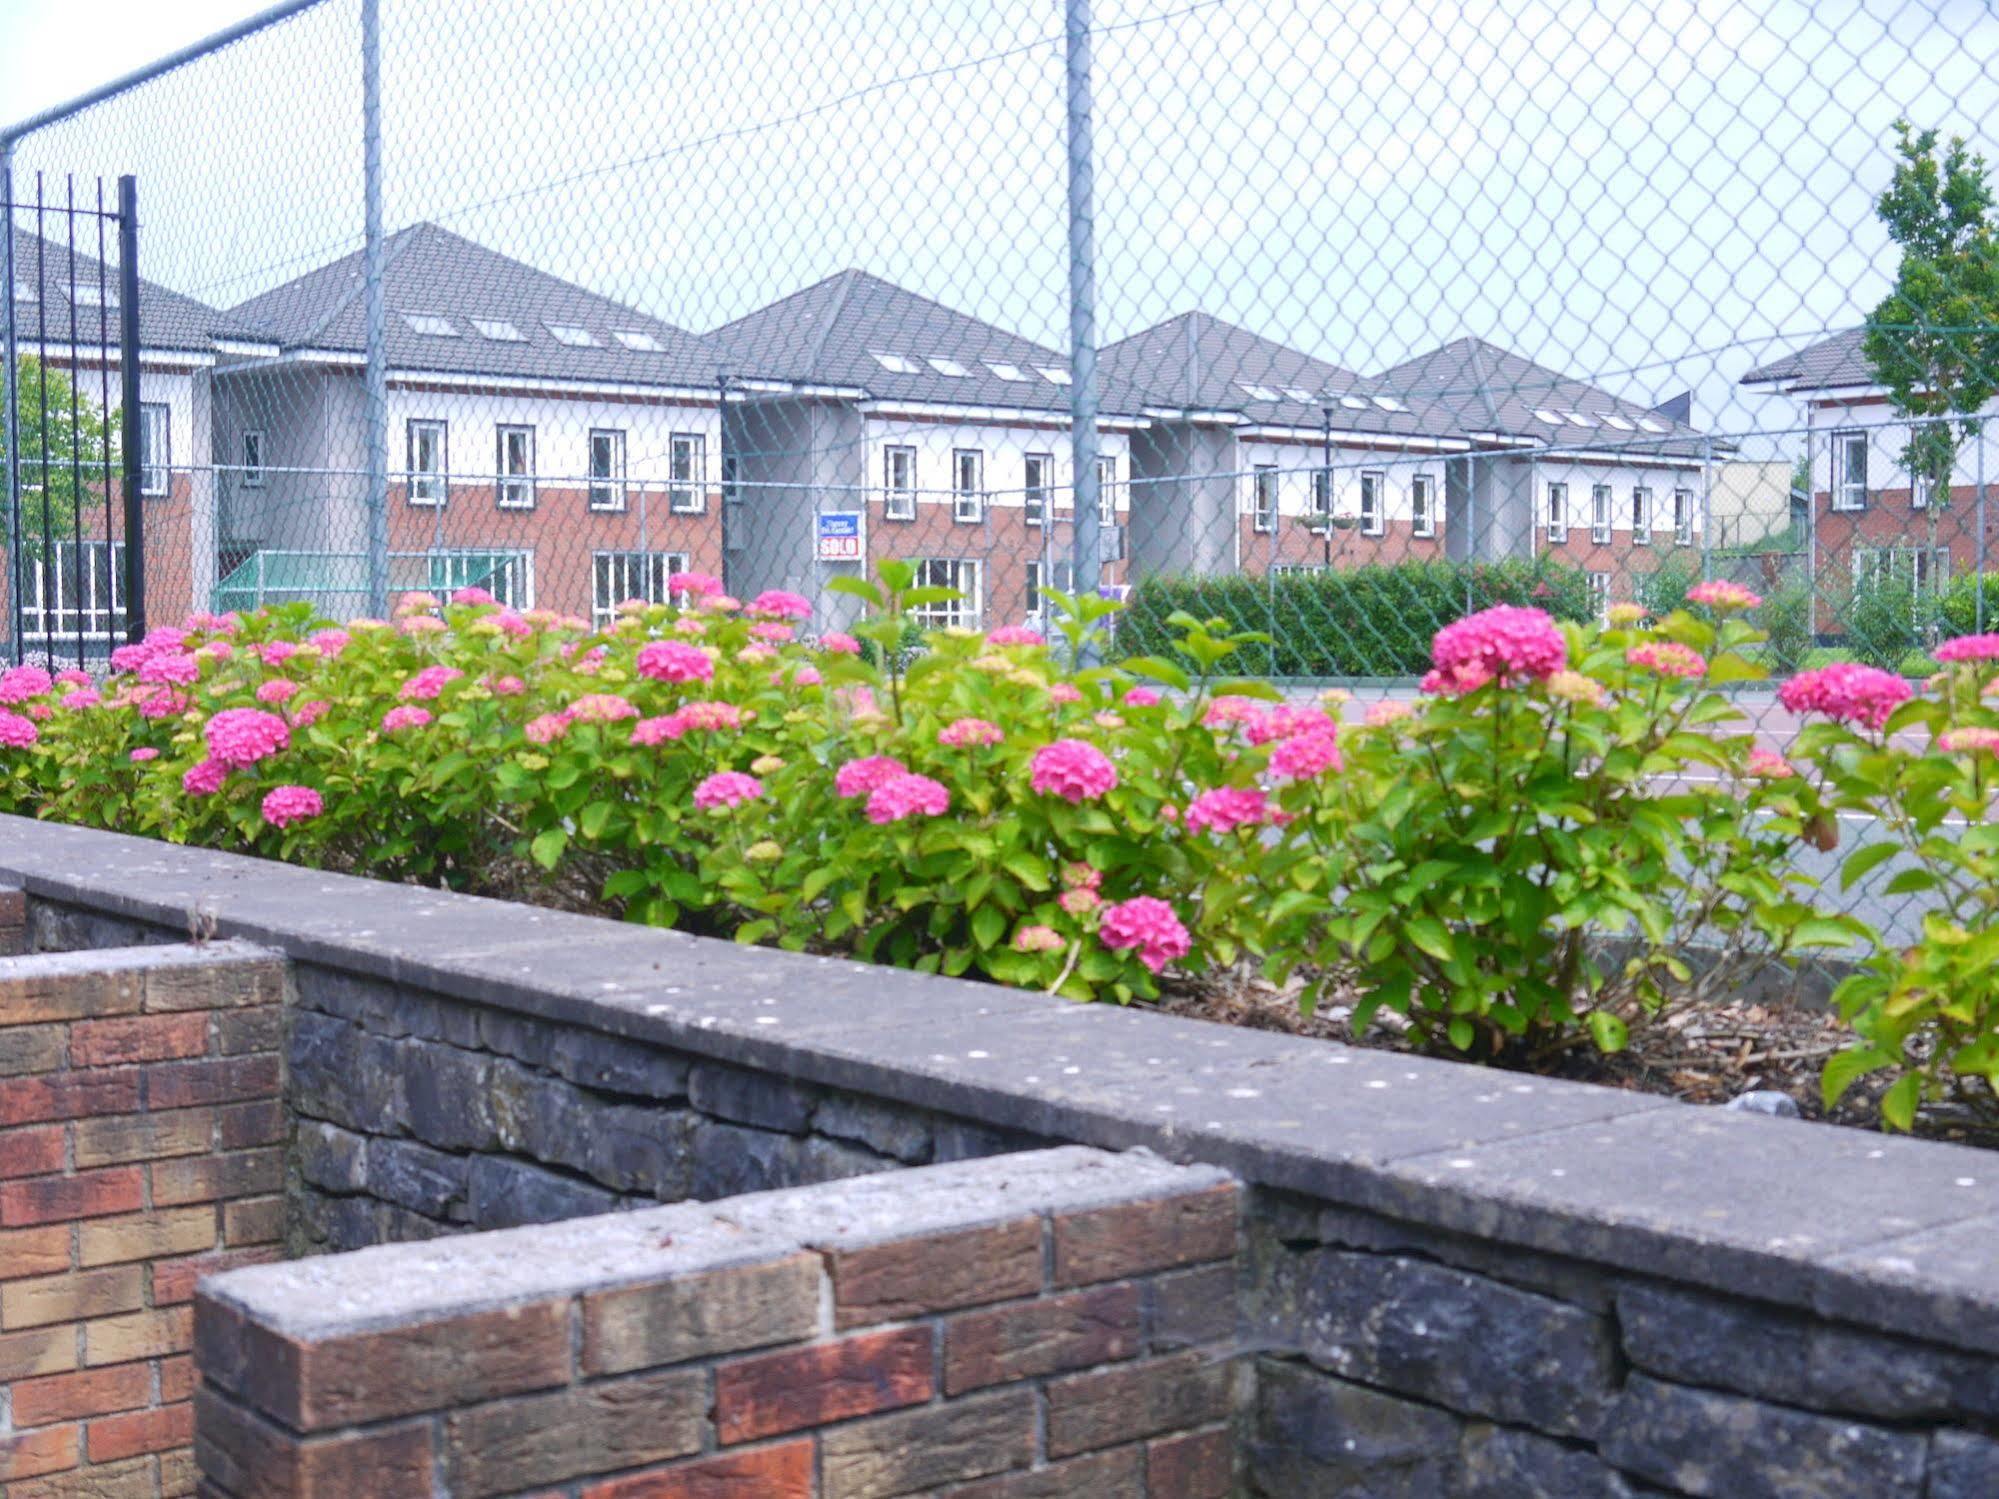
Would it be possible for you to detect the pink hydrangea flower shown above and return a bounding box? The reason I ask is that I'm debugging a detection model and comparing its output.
[196,640,234,662]
[1246,705,1337,745]
[1123,687,1161,708]
[204,708,290,767]
[630,716,681,747]
[493,611,532,639]
[1042,683,1079,706]
[396,591,440,616]
[1626,642,1707,679]
[524,712,572,745]
[144,627,187,652]
[451,585,497,606]
[291,700,330,729]
[309,628,350,658]
[1269,731,1344,782]
[1939,727,1999,755]
[835,755,909,798]
[1059,887,1100,916]
[750,621,796,644]
[636,640,715,684]
[837,686,881,720]
[58,687,100,710]
[182,758,227,795]
[667,571,723,598]
[1546,671,1608,707]
[256,642,299,667]
[737,644,777,663]
[1030,739,1117,802]
[749,590,812,620]
[136,688,190,721]
[55,669,91,687]
[1203,696,1263,730]
[182,610,239,634]
[1424,606,1567,695]
[700,594,743,614]
[939,717,1004,748]
[1184,786,1271,833]
[988,625,1046,647]
[693,770,763,810]
[672,617,709,637]
[23,703,51,722]
[399,665,464,701]
[1746,746,1796,778]
[399,615,446,636]
[1062,863,1103,892]
[1935,634,1999,664]
[1778,663,1915,732]
[261,785,324,828]
[1013,925,1066,954]
[1365,699,1414,727]
[382,706,432,733]
[488,675,527,697]
[779,665,824,688]
[129,747,159,762]
[256,679,299,705]
[1686,580,1764,611]
[679,700,745,733]
[568,693,639,724]
[108,642,152,673]
[866,772,951,824]
[0,665,53,702]
[1098,897,1192,975]
[818,632,861,655]
[0,711,38,748]
[137,653,200,686]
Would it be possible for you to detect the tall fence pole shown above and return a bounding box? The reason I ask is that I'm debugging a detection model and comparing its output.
[361,0,389,618]
[1063,0,1101,648]
[1,138,20,664]
[118,175,145,643]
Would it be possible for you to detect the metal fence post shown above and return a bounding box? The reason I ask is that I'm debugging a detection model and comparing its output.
[1063,0,1101,650]
[1978,434,1987,634]
[1,137,19,664]
[361,0,389,618]
[117,174,144,642]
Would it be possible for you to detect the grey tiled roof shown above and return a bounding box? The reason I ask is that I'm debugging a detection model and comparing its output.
[709,269,1153,417]
[227,223,723,388]
[7,229,233,355]
[1739,327,1871,390]
[1376,336,1713,458]
[1101,311,1461,440]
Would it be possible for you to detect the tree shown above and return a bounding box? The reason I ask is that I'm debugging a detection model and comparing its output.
[1863,122,1999,625]
[0,354,115,558]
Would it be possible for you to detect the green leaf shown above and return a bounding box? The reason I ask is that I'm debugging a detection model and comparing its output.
[826,576,883,605]
[971,904,1006,950]
[1839,841,1900,891]
[529,828,567,871]
[1880,1073,1922,1132]
[1446,1017,1475,1051]
[1585,1010,1630,1052]
[1405,917,1454,963]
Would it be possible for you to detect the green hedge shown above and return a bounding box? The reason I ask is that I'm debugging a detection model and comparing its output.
[1116,559,1597,677]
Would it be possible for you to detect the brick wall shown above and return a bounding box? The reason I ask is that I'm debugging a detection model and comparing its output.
[193,1148,1242,1498]
[0,941,287,1496]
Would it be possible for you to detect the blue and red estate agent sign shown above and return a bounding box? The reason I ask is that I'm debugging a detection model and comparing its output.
[816,510,865,562]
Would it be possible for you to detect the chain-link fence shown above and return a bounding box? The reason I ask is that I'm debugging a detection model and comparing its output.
[3,0,1996,938]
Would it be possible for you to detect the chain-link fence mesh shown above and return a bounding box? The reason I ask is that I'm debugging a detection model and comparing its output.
[4,0,1997,948]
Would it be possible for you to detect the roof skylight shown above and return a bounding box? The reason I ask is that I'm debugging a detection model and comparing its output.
[984,361,1028,381]
[547,324,598,347]
[1236,382,1281,401]
[1602,414,1634,430]
[402,313,457,337]
[1283,387,1317,402]
[870,351,921,374]
[1533,409,1565,425]
[613,330,663,352]
[1562,412,1596,427]
[1038,366,1072,385]
[1338,395,1368,410]
[471,318,525,342]
[1372,395,1408,412]
[1637,417,1669,433]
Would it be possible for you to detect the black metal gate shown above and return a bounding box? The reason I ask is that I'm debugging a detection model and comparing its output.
[1,172,144,667]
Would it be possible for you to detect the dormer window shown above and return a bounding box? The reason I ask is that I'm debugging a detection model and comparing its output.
[402,313,457,336]
[926,357,970,377]
[548,324,598,347]
[472,318,525,341]
[870,352,921,374]
[984,362,1027,381]
[1037,366,1072,385]
[613,330,662,351]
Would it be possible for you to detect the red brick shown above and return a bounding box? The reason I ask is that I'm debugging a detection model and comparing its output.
[195,1385,433,1498]
[940,1446,1144,1498]
[582,1253,821,1376]
[830,1216,1044,1329]
[0,962,144,1023]
[145,1056,280,1111]
[153,1246,283,1308]
[89,1400,194,1463]
[0,1424,79,1482]
[0,1022,64,1077]
[0,1224,72,1281]
[0,1325,78,1379]
[70,1012,209,1068]
[217,1098,284,1151]
[86,1306,194,1365]
[73,1108,215,1168]
[1147,1425,1232,1498]
[716,1325,935,1445]
[1046,1352,1235,1459]
[0,1166,144,1226]
[0,1069,140,1127]
[150,1148,282,1207]
[3,1264,146,1328]
[162,1353,196,1402]
[1052,1186,1239,1288]
[945,1283,1142,1393]
[0,1124,66,1179]
[581,1439,815,1498]
[223,1194,283,1246]
[11,1362,153,1425]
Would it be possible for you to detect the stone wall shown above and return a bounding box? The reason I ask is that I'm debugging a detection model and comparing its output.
[0,940,286,1497]
[195,1148,1241,1498]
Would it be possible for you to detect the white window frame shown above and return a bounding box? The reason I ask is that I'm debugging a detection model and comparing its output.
[1587,571,1611,622]
[884,445,916,522]
[1024,452,1052,527]
[953,449,985,524]
[1673,488,1694,546]
[1631,486,1652,546]
[1853,545,1951,596]
[424,548,534,609]
[1411,473,1437,539]
[406,419,447,507]
[1252,465,1279,533]
[911,559,981,628]
[588,428,627,512]
[1025,557,1077,622]
[22,540,126,640]
[496,424,535,510]
[1591,484,1612,545]
[1309,467,1331,521]
[1097,455,1118,526]
[138,403,170,497]
[1545,482,1567,544]
[1834,431,1868,512]
[668,433,706,515]
[242,430,266,490]
[1359,470,1385,537]
[591,549,690,628]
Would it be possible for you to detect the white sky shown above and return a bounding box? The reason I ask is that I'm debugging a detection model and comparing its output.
[5,0,1997,455]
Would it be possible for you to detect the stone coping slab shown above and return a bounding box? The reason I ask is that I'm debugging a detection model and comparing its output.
[5,814,1997,1355]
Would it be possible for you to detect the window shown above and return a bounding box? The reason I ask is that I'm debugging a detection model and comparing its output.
[669,434,706,514]
[1037,366,1071,385]
[1359,471,1385,537]
[496,425,535,509]
[1546,482,1568,544]
[588,429,626,511]
[138,404,170,497]
[613,330,662,352]
[1412,474,1436,539]
[883,445,916,521]
[1834,431,1868,511]
[1310,468,1331,520]
[721,453,740,506]
[1673,488,1694,546]
[910,559,980,627]
[870,352,921,374]
[953,449,984,524]
[242,430,266,490]
[1913,471,1933,511]
[472,318,524,342]
[1853,545,1950,595]
[591,550,689,628]
[1587,571,1611,621]
[401,313,456,337]
[1097,456,1118,526]
[1024,453,1052,527]
[1591,484,1612,545]
[926,357,970,377]
[1252,466,1278,533]
[548,324,598,347]
[425,549,533,609]
[1025,559,1076,620]
[984,361,1027,382]
[406,419,447,506]
[1631,487,1652,545]
[22,541,125,640]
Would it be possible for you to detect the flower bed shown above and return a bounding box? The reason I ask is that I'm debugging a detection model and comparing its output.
[3,565,1997,1133]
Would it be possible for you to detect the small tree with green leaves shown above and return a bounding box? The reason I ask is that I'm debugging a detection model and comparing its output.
[1863,122,1999,627]
[0,354,115,558]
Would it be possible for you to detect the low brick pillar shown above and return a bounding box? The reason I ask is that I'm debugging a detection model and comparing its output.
[194,1146,1242,1497]
[0,941,288,1495]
